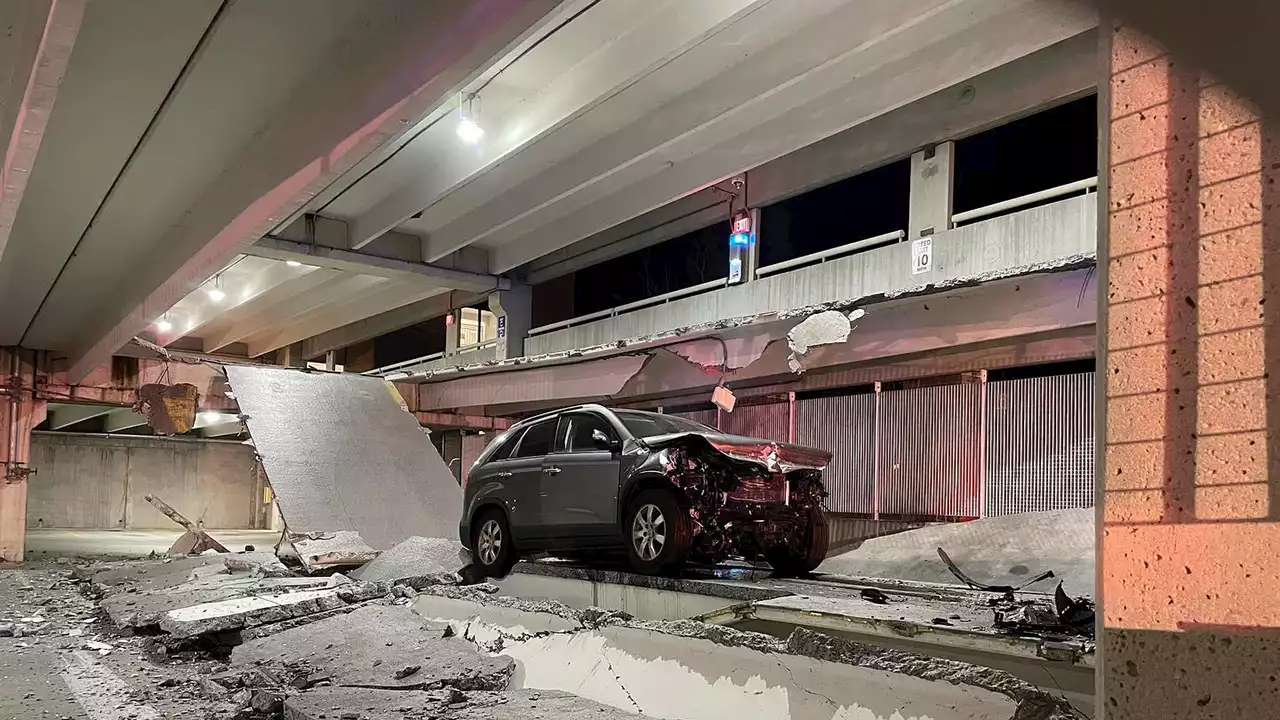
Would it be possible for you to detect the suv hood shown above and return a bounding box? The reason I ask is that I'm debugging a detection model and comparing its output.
[641,432,832,473]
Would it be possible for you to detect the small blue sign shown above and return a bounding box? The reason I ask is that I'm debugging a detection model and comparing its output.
[496,315,507,339]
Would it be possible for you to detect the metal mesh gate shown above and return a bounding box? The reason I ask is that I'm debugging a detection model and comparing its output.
[877,381,984,519]
[719,401,789,443]
[984,372,1095,516]
[794,393,876,514]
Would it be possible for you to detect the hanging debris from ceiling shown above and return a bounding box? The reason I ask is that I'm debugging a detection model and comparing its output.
[786,308,865,373]
[134,382,199,435]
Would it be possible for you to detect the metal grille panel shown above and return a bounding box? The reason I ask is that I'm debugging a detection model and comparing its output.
[671,409,718,429]
[461,433,488,487]
[877,382,983,519]
[719,401,789,443]
[985,372,1095,516]
[795,393,876,514]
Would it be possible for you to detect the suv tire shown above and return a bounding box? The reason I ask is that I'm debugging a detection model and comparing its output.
[471,508,517,579]
[623,489,692,576]
[766,509,830,577]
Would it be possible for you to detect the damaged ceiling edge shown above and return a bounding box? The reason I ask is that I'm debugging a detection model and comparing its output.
[406,253,1097,385]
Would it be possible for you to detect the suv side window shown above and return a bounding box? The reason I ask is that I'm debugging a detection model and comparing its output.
[556,412,617,452]
[513,418,557,458]
[486,429,524,462]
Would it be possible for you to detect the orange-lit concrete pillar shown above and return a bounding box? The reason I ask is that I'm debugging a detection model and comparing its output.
[0,348,47,563]
[1103,21,1280,717]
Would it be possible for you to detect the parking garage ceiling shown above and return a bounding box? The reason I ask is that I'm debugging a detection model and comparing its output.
[0,0,1095,378]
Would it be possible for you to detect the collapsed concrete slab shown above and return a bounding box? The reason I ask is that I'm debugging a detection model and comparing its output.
[350,536,468,583]
[412,590,1078,720]
[283,531,381,574]
[284,687,641,720]
[819,507,1095,597]
[233,605,513,691]
[160,589,349,639]
[224,366,463,551]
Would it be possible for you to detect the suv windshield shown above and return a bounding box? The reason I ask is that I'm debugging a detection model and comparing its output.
[614,410,714,438]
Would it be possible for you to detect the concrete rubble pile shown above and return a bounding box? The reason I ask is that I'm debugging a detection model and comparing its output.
[43,539,639,720]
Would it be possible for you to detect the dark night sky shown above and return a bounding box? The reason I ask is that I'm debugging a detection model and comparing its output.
[372,95,1097,361]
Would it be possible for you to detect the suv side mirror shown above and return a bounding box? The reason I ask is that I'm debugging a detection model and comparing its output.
[591,428,621,452]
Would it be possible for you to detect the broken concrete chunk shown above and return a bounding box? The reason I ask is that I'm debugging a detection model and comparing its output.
[223,552,291,577]
[786,308,865,373]
[249,688,284,714]
[232,605,512,692]
[290,531,380,573]
[160,589,347,639]
[349,536,467,583]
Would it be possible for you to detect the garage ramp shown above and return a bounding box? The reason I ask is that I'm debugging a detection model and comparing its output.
[224,366,461,551]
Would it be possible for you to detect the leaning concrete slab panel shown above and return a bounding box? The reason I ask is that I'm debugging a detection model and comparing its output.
[223,366,462,550]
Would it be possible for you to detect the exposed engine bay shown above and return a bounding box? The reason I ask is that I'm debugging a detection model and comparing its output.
[645,433,830,564]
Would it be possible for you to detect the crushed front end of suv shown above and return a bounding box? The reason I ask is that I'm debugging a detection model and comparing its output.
[459,404,832,578]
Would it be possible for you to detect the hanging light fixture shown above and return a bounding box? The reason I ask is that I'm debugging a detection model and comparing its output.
[207,274,225,302]
[155,314,172,333]
[456,93,484,145]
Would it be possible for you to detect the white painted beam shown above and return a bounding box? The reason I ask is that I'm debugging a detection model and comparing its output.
[103,408,147,433]
[521,187,731,283]
[47,403,112,430]
[62,0,565,382]
[200,272,382,352]
[0,0,85,274]
[745,30,1098,207]
[489,0,1096,273]
[347,0,773,252]
[200,420,244,438]
[248,236,504,292]
[243,280,449,357]
[298,290,478,359]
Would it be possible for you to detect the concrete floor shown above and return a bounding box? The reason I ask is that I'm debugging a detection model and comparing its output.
[24,529,281,559]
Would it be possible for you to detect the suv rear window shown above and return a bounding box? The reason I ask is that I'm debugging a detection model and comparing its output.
[513,418,557,457]
[615,410,714,438]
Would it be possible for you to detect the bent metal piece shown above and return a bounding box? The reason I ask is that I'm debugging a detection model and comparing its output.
[145,493,229,556]
[936,547,1054,594]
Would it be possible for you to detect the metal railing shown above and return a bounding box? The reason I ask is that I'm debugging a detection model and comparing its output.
[363,352,444,377]
[951,176,1097,225]
[362,338,500,378]
[527,276,729,337]
[754,229,905,278]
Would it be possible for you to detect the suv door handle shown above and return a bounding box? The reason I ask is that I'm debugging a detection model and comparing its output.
[496,471,512,479]
[542,466,561,475]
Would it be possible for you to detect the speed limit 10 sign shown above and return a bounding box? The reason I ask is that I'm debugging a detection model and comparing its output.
[911,237,932,275]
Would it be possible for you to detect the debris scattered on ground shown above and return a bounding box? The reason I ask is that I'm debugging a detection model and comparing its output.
[286,531,380,573]
[937,547,1054,593]
[145,493,231,557]
[350,536,468,583]
[859,587,890,604]
[222,552,291,578]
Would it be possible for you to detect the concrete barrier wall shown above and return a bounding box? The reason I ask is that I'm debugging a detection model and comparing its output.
[26,432,266,530]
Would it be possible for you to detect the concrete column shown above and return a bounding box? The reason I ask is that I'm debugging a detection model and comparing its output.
[908,141,954,239]
[278,342,308,368]
[488,285,532,361]
[0,348,47,562]
[1103,22,1280,717]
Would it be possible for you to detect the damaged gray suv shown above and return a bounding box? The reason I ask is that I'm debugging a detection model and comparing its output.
[459,404,832,578]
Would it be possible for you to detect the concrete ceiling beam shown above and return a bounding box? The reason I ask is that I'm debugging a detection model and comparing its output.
[297,290,480,360]
[0,0,85,277]
[200,271,378,352]
[47,403,112,430]
[103,408,147,434]
[60,0,566,383]
[490,0,1096,273]
[345,0,773,254]
[248,235,505,292]
[520,186,732,284]
[746,30,1098,208]
[242,281,449,358]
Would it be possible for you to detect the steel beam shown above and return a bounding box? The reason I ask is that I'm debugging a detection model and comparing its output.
[103,408,147,433]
